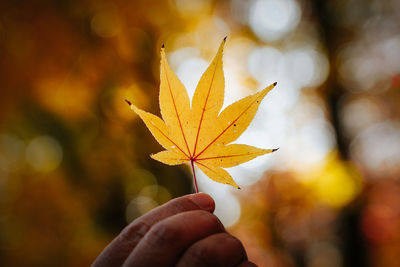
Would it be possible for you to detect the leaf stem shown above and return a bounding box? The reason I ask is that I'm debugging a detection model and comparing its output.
[190,159,199,193]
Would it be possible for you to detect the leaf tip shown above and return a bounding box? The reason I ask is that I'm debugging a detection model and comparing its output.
[272,148,279,152]
[237,186,241,189]
[223,36,227,42]
[161,43,165,48]
[125,99,132,106]
[273,82,277,86]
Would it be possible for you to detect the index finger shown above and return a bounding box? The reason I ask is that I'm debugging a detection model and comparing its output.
[92,193,215,267]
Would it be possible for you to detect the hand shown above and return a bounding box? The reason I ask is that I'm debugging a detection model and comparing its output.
[92,193,256,267]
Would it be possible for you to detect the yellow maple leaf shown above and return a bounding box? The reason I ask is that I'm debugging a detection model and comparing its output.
[126,38,278,191]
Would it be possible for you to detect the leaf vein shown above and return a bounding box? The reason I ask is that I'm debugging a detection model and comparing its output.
[162,62,192,157]
[192,53,221,156]
[196,152,260,161]
[151,119,190,159]
[194,93,263,159]
[195,161,226,180]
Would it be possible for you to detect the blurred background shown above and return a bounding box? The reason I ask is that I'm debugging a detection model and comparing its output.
[1,0,400,266]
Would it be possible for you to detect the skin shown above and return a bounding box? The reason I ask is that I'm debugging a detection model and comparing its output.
[93,193,257,267]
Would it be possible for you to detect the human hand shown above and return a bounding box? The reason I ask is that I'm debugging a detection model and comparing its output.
[92,193,256,267]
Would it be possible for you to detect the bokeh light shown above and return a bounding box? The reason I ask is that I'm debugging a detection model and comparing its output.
[25,136,63,173]
[351,121,400,175]
[249,0,301,42]
[91,5,122,38]
[1,0,400,266]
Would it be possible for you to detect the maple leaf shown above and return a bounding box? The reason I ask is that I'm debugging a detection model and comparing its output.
[126,38,278,191]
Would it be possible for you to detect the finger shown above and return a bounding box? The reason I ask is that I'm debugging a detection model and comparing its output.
[123,210,225,267]
[92,193,214,267]
[176,232,247,267]
[238,261,258,267]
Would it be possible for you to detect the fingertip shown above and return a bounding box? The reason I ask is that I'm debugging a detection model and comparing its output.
[187,193,215,212]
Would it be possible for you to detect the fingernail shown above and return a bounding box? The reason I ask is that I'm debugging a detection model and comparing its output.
[188,193,215,211]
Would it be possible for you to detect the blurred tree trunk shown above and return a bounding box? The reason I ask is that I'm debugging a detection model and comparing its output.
[311,1,368,267]
[311,0,349,159]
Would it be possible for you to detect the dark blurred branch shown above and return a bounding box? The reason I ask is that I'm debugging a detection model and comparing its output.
[311,1,367,267]
[311,0,349,159]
